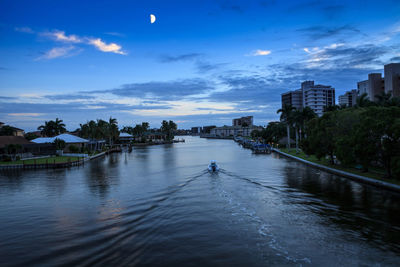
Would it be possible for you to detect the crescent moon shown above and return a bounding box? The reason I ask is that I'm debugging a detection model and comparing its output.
[150,14,156,24]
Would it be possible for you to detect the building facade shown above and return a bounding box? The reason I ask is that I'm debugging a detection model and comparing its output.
[384,63,400,97]
[357,80,368,97]
[210,125,263,138]
[338,89,358,107]
[191,127,201,135]
[301,81,335,117]
[368,73,384,101]
[281,81,335,116]
[232,116,253,127]
[281,89,302,109]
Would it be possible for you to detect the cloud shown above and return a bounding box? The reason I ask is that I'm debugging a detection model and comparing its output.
[208,75,285,105]
[14,27,34,34]
[304,43,390,69]
[8,113,43,117]
[88,79,213,101]
[104,32,125,37]
[36,46,78,60]
[249,49,272,56]
[195,61,225,73]
[0,96,16,100]
[390,56,400,62]
[39,30,126,56]
[159,53,203,63]
[44,94,96,100]
[297,25,361,40]
[44,30,82,43]
[88,38,126,55]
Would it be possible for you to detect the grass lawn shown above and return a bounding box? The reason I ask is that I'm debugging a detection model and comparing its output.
[278,148,400,186]
[0,156,82,165]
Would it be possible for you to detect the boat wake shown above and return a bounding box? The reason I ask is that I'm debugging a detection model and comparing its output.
[214,170,312,265]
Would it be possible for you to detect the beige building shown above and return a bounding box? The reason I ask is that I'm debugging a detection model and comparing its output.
[281,89,302,109]
[302,81,335,117]
[210,125,263,138]
[232,116,253,127]
[384,63,400,97]
[339,89,358,107]
[357,73,384,101]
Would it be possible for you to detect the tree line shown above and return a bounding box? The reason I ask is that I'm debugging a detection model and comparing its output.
[252,92,400,179]
[34,117,178,142]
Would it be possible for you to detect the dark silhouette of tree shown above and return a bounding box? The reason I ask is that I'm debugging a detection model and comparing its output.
[0,126,15,136]
[277,104,295,151]
[38,118,66,137]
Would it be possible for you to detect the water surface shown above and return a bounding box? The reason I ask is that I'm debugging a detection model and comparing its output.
[1,136,400,266]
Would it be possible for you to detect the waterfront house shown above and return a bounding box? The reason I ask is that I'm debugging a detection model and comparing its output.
[32,133,89,153]
[0,136,33,155]
[0,122,25,137]
[0,136,55,158]
[134,132,167,143]
[118,132,134,144]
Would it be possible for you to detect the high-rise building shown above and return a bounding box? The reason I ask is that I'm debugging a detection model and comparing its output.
[301,81,335,116]
[232,116,253,127]
[338,89,358,107]
[368,73,385,101]
[384,63,400,97]
[281,81,335,116]
[357,73,384,101]
[281,89,302,109]
[357,80,368,97]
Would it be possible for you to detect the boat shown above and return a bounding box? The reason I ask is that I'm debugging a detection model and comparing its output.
[208,160,219,172]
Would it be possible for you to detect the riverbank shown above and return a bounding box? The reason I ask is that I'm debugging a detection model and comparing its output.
[272,148,400,192]
[0,149,116,170]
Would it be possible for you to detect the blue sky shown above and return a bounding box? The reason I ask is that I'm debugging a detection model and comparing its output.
[1,0,400,131]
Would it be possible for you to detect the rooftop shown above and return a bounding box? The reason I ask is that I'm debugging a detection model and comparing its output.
[32,133,89,144]
[0,136,33,149]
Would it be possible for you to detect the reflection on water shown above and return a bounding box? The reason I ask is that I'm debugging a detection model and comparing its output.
[0,136,400,266]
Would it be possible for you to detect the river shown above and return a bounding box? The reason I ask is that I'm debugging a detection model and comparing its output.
[1,136,400,266]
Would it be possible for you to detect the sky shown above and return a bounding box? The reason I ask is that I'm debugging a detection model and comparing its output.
[1,0,400,131]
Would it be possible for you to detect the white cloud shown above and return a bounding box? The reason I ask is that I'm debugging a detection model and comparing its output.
[14,27,34,34]
[38,29,127,56]
[36,46,77,60]
[8,113,43,116]
[250,49,272,56]
[88,38,127,55]
[45,30,82,43]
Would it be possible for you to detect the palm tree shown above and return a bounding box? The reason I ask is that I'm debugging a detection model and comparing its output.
[38,118,66,137]
[108,117,119,146]
[375,92,392,106]
[291,109,303,153]
[160,120,177,141]
[356,93,373,108]
[0,126,15,136]
[277,104,295,151]
[300,106,317,140]
[54,118,66,135]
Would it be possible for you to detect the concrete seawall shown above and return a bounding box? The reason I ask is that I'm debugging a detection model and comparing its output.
[272,148,400,193]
